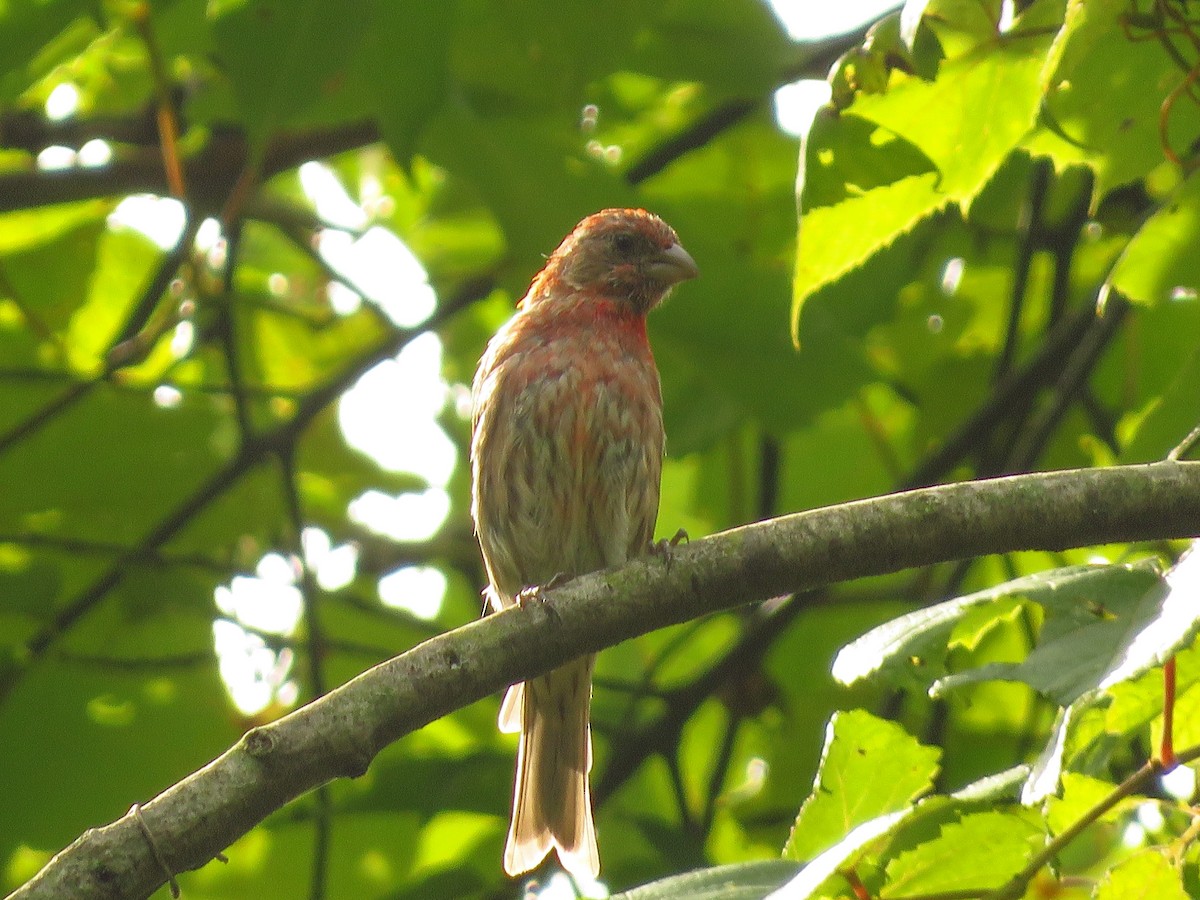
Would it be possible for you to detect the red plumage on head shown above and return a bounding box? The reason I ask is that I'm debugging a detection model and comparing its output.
[524,208,698,314]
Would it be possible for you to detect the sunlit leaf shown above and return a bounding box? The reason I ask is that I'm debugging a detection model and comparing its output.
[1094,849,1189,900]
[1109,172,1200,306]
[881,810,1043,896]
[784,710,940,861]
[933,553,1198,707]
[834,561,1161,691]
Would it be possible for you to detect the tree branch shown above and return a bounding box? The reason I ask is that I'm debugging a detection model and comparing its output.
[12,460,1200,900]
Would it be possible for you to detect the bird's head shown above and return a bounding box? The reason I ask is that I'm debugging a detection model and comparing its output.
[531,208,698,315]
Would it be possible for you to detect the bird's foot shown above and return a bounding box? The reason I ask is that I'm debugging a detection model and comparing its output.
[648,528,689,566]
[516,572,570,608]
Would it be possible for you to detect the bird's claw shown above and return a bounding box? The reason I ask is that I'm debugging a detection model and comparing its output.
[515,585,544,608]
[516,572,570,609]
[648,527,689,566]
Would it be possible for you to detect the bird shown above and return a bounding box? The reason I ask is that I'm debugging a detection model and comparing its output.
[469,208,697,880]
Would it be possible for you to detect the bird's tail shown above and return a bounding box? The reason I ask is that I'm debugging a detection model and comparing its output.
[501,655,599,881]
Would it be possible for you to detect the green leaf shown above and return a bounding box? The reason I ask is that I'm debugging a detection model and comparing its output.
[834,563,1159,688]
[1024,9,1200,198]
[783,710,940,862]
[1120,342,1200,463]
[211,0,374,151]
[1022,702,1083,804]
[794,171,941,345]
[1102,639,1200,739]
[1094,850,1189,900]
[420,100,634,275]
[933,552,1199,706]
[0,206,107,343]
[793,26,1054,336]
[777,807,915,900]
[67,225,163,372]
[359,1,453,166]
[0,385,230,546]
[1038,0,1125,88]
[881,810,1043,896]
[627,0,793,94]
[948,594,1025,652]
[850,29,1052,203]
[611,860,801,900]
[780,768,1029,900]
[1045,772,1127,834]
[1098,546,1200,686]
[902,0,1004,59]
[0,0,91,102]
[1109,171,1200,306]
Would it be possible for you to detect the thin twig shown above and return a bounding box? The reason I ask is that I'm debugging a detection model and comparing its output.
[131,803,180,898]
[1002,296,1129,472]
[280,448,333,900]
[131,3,186,199]
[904,303,1096,488]
[986,743,1200,900]
[1169,421,1200,461]
[700,711,742,834]
[596,591,809,802]
[995,158,1050,381]
[214,219,253,442]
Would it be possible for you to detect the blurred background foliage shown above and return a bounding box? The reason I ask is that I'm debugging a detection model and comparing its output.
[1,0,1199,897]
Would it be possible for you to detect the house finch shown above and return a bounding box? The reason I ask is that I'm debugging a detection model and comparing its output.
[470,208,697,880]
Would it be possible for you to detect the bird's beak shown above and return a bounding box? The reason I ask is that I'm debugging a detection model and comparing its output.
[648,243,699,284]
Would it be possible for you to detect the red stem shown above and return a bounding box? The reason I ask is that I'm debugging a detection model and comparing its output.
[1162,656,1177,768]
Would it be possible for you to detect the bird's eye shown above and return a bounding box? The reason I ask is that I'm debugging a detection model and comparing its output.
[611,233,639,256]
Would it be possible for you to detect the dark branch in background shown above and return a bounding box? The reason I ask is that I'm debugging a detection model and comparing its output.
[1002,296,1128,472]
[0,368,312,400]
[1043,168,1122,453]
[0,380,95,458]
[280,449,333,900]
[976,166,1062,478]
[115,213,201,350]
[906,165,1117,491]
[903,301,1096,489]
[701,707,743,835]
[624,22,876,184]
[215,220,254,441]
[1046,168,1094,327]
[0,121,381,215]
[0,533,233,572]
[11,461,1200,900]
[596,586,809,803]
[994,158,1050,382]
[0,101,166,151]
